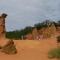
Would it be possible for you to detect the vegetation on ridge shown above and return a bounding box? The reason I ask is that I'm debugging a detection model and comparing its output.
[6,20,60,40]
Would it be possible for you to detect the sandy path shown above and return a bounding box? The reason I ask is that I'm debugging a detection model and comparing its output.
[0,38,57,60]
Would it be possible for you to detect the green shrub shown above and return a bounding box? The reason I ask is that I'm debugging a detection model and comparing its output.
[48,48,60,59]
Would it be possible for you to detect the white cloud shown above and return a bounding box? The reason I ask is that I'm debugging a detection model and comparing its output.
[0,0,60,31]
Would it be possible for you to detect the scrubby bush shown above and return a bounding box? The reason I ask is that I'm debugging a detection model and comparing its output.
[48,48,60,59]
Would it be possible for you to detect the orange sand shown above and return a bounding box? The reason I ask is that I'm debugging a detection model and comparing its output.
[0,38,57,60]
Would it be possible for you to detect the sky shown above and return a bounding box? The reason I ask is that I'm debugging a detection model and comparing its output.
[0,0,60,31]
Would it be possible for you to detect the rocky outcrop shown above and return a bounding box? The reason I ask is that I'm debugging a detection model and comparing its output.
[25,23,57,40]
[1,40,17,54]
[0,13,17,54]
[0,13,7,38]
[39,23,56,38]
[32,28,39,40]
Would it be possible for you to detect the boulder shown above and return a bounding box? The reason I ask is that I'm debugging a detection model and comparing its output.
[1,40,17,54]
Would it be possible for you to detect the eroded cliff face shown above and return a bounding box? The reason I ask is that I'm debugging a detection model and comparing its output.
[0,13,7,38]
[24,24,57,40]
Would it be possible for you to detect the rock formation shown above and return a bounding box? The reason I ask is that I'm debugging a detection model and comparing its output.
[0,13,7,38]
[39,23,56,38]
[0,13,17,54]
[32,28,39,40]
[1,40,17,54]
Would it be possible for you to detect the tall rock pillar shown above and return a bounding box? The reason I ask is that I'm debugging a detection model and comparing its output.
[0,13,7,38]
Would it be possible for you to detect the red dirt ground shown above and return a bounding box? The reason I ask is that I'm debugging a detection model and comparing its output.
[0,37,57,60]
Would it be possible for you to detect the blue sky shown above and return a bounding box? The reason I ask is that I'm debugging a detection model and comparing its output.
[0,0,60,31]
